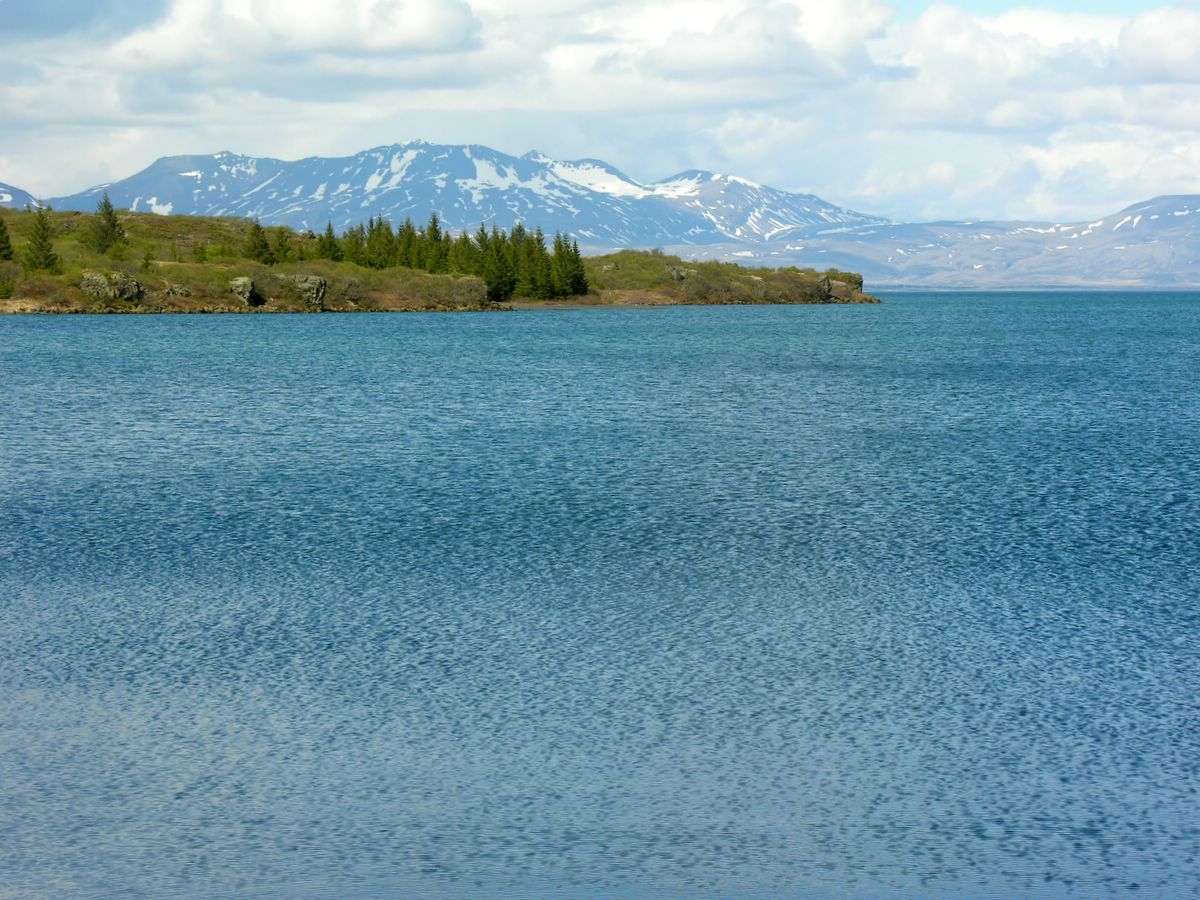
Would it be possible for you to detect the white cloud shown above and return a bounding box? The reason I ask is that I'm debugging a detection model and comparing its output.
[1118,7,1200,83]
[1,0,1198,222]
[982,9,1124,46]
[106,0,481,69]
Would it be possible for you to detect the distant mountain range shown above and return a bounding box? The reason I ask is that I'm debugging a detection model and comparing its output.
[0,181,39,211]
[3,141,1199,288]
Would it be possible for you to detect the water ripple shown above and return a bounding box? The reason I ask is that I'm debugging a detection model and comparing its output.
[1,295,1198,898]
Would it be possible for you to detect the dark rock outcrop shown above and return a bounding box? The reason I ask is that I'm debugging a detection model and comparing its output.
[80,272,108,298]
[229,277,264,307]
[287,275,326,311]
[108,273,144,303]
[79,271,145,303]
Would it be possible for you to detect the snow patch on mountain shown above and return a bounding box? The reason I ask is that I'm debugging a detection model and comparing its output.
[547,159,647,198]
[29,143,1200,287]
[652,173,706,198]
[0,181,40,209]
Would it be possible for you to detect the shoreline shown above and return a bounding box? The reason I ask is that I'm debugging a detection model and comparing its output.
[1,288,879,316]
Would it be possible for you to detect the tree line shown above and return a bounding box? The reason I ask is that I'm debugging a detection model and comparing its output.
[243,213,589,302]
[1,193,130,280]
[0,194,590,304]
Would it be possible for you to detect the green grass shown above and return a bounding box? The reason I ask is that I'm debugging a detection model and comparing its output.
[584,249,869,304]
[0,208,872,311]
[0,208,488,312]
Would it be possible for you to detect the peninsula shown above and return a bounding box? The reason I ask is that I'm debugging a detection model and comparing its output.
[0,205,876,314]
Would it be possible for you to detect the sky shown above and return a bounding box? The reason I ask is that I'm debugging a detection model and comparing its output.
[2,0,1199,221]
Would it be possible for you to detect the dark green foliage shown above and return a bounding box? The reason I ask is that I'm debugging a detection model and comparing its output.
[365,217,396,269]
[22,206,63,273]
[342,224,367,266]
[316,214,588,303]
[0,217,13,261]
[0,259,14,299]
[549,233,589,297]
[0,206,866,312]
[244,220,273,263]
[424,213,448,273]
[447,231,478,276]
[327,215,587,302]
[316,222,342,261]
[270,228,295,264]
[243,220,273,264]
[481,226,515,303]
[87,193,126,254]
[396,218,418,268]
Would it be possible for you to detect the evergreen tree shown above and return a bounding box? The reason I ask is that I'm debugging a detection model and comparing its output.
[473,223,491,258]
[394,218,417,269]
[531,227,553,298]
[341,223,367,266]
[481,226,515,303]
[316,221,342,260]
[22,206,62,273]
[365,216,396,269]
[243,220,273,264]
[87,192,126,254]
[0,216,13,261]
[424,213,447,273]
[569,239,589,295]
[270,228,295,264]
[447,231,478,275]
[550,232,573,296]
[509,223,529,294]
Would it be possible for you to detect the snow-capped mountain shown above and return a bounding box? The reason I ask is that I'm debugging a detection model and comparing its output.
[698,195,1200,288]
[44,141,887,246]
[0,182,39,210]
[5,140,1199,287]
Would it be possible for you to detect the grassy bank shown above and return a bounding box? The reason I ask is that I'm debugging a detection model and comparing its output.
[0,208,875,313]
[582,249,875,305]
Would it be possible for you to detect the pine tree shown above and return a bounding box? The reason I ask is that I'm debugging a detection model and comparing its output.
[529,227,552,298]
[0,216,13,261]
[243,220,273,264]
[424,213,447,273]
[481,226,515,303]
[341,223,367,266]
[87,192,126,254]
[550,232,573,297]
[316,221,342,261]
[474,223,491,254]
[365,216,396,269]
[270,228,294,264]
[394,218,417,269]
[569,239,589,295]
[447,231,478,275]
[22,206,62,273]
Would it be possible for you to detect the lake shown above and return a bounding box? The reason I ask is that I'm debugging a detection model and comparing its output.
[1,293,1198,898]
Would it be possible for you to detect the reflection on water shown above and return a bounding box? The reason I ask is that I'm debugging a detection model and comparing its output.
[1,295,1198,897]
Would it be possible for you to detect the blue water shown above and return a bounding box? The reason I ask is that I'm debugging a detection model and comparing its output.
[1,293,1198,899]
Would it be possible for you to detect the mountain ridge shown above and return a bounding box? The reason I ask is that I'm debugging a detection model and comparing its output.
[3,142,1199,287]
[0,182,39,210]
